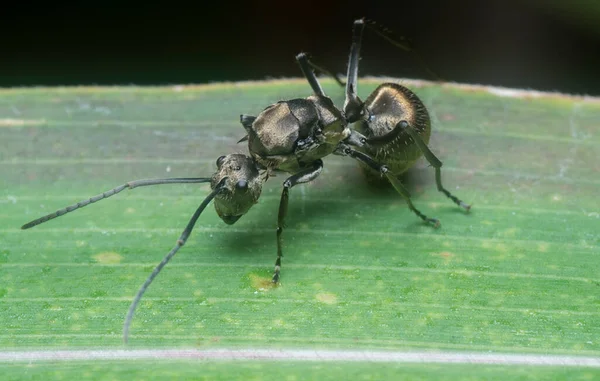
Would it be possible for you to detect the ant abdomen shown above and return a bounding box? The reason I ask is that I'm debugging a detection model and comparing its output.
[355,83,431,181]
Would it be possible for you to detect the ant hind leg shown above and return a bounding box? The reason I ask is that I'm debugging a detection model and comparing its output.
[399,121,471,211]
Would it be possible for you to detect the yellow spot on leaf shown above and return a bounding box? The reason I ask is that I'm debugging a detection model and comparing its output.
[249,274,275,291]
[481,240,493,249]
[501,227,518,237]
[316,292,337,304]
[297,223,310,231]
[538,243,549,252]
[221,314,240,325]
[93,252,123,264]
[495,243,508,252]
[435,251,454,264]
[125,207,136,214]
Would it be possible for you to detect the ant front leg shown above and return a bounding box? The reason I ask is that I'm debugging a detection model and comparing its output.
[336,145,440,227]
[387,121,471,211]
[273,160,324,283]
[305,59,346,88]
[296,53,327,97]
[298,18,367,97]
[343,19,366,123]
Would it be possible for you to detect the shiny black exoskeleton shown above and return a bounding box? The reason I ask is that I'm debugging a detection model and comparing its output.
[354,83,431,177]
[213,153,263,224]
[241,94,349,173]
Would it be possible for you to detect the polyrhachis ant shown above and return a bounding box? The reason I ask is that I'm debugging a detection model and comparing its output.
[20,18,470,343]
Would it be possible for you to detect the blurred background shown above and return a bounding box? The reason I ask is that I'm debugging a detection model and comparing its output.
[2,0,599,94]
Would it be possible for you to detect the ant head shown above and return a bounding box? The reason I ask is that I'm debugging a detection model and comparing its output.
[211,154,262,225]
[344,97,366,124]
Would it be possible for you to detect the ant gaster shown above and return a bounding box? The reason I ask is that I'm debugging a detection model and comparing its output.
[336,20,471,214]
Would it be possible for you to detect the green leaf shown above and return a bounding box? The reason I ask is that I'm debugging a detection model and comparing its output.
[1,79,599,379]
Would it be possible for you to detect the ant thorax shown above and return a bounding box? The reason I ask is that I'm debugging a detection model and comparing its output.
[243,95,349,174]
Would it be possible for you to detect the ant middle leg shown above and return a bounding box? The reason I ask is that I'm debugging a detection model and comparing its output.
[343,19,366,122]
[337,145,440,227]
[296,53,327,97]
[273,160,324,283]
[301,19,366,103]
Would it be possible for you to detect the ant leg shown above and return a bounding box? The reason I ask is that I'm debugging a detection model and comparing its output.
[305,17,442,93]
[344,19,366,122]
[238,114,256,143]
[21,177,212,229]
[123,178,228,343]
[273,160,324,283]
[338,145,440,227]
[296,53,326,97]
[361,120,407,147]
[398,121,471,211]
[305,59,345,88]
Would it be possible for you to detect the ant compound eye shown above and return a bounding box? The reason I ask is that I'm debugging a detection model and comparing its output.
[216,155,226,167]
[236,180,248,190]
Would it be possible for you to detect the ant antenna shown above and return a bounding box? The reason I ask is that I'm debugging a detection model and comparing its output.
[21,178,212,229]
[123,177,229,343]
[362,18,443,81]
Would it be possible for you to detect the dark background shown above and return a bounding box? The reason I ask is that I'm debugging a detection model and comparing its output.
[2,0,599,94]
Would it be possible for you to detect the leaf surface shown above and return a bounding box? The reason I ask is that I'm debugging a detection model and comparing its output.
[1,79,599,378]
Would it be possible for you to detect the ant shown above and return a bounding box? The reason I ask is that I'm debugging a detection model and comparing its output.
[20,19,469,343]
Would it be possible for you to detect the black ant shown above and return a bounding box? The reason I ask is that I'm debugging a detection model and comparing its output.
[20,19,469,343]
